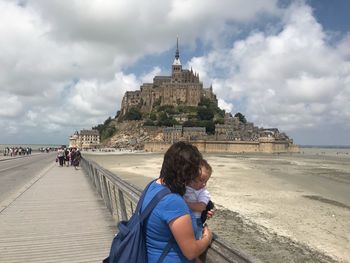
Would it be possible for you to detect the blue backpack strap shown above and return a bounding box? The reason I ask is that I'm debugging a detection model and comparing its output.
[103,180,170,263]
[140,186,176,263]
[139,184,172,263]
[134,179,158,214]
[157,236,175,263]
[139,187,171,222]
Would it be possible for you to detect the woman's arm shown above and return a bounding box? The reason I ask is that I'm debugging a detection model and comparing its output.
[169,214,212,260]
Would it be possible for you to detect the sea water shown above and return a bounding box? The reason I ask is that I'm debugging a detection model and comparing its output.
[300,145,350,157]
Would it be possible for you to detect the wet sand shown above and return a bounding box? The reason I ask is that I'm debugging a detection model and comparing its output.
[84,149,350,262]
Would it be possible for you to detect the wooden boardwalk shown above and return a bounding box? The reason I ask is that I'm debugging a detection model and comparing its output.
[0,163,115,263]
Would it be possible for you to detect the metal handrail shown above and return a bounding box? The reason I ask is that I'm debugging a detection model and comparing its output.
[81,157,261,263]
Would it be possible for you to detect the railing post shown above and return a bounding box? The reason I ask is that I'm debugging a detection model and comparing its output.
[118,189,127,221]
[95,170,103,196]
[101,176,112,213]
[88,163,96,187]
[110,185,119,221]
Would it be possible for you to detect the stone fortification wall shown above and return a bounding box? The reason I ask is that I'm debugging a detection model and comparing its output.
[144,140,299,154]
[194,140,259,153]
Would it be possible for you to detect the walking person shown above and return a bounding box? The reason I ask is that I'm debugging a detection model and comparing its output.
[72,148,81,169]
[57,147,65,167]
[141,141,213,262]
[64,148,70,166]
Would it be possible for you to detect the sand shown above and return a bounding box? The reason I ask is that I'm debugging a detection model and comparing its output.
[84,150,350,263]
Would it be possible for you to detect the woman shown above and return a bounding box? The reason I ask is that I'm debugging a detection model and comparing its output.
[141,141,213,262]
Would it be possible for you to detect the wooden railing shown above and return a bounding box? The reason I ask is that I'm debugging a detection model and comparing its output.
[81,157,261,263]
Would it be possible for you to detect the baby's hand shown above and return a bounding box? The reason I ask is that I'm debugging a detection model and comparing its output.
[206,209,216,219]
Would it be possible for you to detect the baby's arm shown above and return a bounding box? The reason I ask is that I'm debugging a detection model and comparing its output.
[186,201,207,212]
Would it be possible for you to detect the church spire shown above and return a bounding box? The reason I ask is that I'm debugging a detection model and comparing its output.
[173,36,181,66]
[175,37,179,60]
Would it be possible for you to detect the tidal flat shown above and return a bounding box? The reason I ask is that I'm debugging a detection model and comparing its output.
[85,148,350,262]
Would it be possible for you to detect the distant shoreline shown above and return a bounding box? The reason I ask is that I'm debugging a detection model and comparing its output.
[300,145,350,149]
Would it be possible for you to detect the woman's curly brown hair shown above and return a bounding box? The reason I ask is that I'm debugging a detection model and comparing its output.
[159,141,202,196]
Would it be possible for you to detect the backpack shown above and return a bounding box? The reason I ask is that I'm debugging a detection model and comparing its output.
[103,180,172,263]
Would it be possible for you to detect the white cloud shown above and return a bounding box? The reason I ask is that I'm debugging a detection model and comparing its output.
[141,67,162,83]
[337,33,350,59]
[67,72,140,118]
[0,0,281,144]
[0,0,349,145]
[0,93,23,117]
[191,2,350,141]
[218,99,234,113]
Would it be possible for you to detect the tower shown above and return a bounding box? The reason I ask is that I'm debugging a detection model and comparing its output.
[171,37,182,83]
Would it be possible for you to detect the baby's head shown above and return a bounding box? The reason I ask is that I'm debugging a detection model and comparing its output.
[189,159,212,190]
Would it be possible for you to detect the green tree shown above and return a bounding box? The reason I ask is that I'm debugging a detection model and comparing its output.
[93,116,117,141]
[215,117,225,125]
[157,105,176,114]
[216,108,225,118]
[198,97,212,108]
[149,112,157,121]
[124,107,142,120]
[183,120,200,127]
[177,105,198,114]
[104,117,112,126]
[158,112,178,126]
[101,126,117,140]
[197,106,214,121]
[199,120,215,134]
[234,112,247,124]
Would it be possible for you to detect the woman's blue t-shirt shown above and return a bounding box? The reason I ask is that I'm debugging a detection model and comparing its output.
[141,181,194,263]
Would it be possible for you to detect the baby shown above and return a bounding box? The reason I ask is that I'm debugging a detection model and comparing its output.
[184,159,213,240]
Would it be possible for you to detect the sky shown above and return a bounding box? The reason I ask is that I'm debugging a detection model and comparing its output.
[1,0,350,146]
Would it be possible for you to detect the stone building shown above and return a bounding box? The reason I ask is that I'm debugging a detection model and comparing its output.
[215,114,292,143]
[163,125,206,143]
[215,115,260,141]
[163,126,183,143]
[119,38,217,117]
[69,131,80,148]
[183,127,206,140]
[69,129,100,149]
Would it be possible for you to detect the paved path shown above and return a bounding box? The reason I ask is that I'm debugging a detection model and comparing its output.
[0,164,115,263]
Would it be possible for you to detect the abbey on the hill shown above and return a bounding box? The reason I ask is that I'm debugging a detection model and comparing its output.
[115,38,299,153]
[119,38,217,116]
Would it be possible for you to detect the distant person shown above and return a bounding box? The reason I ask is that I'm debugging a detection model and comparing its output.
[72,148,81,169]
[4,147,9,156]
[184,159,214,263]
[64,148,70,166]
[70,148,75,166]
[57,147,65,167]
[141,141,213,262]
